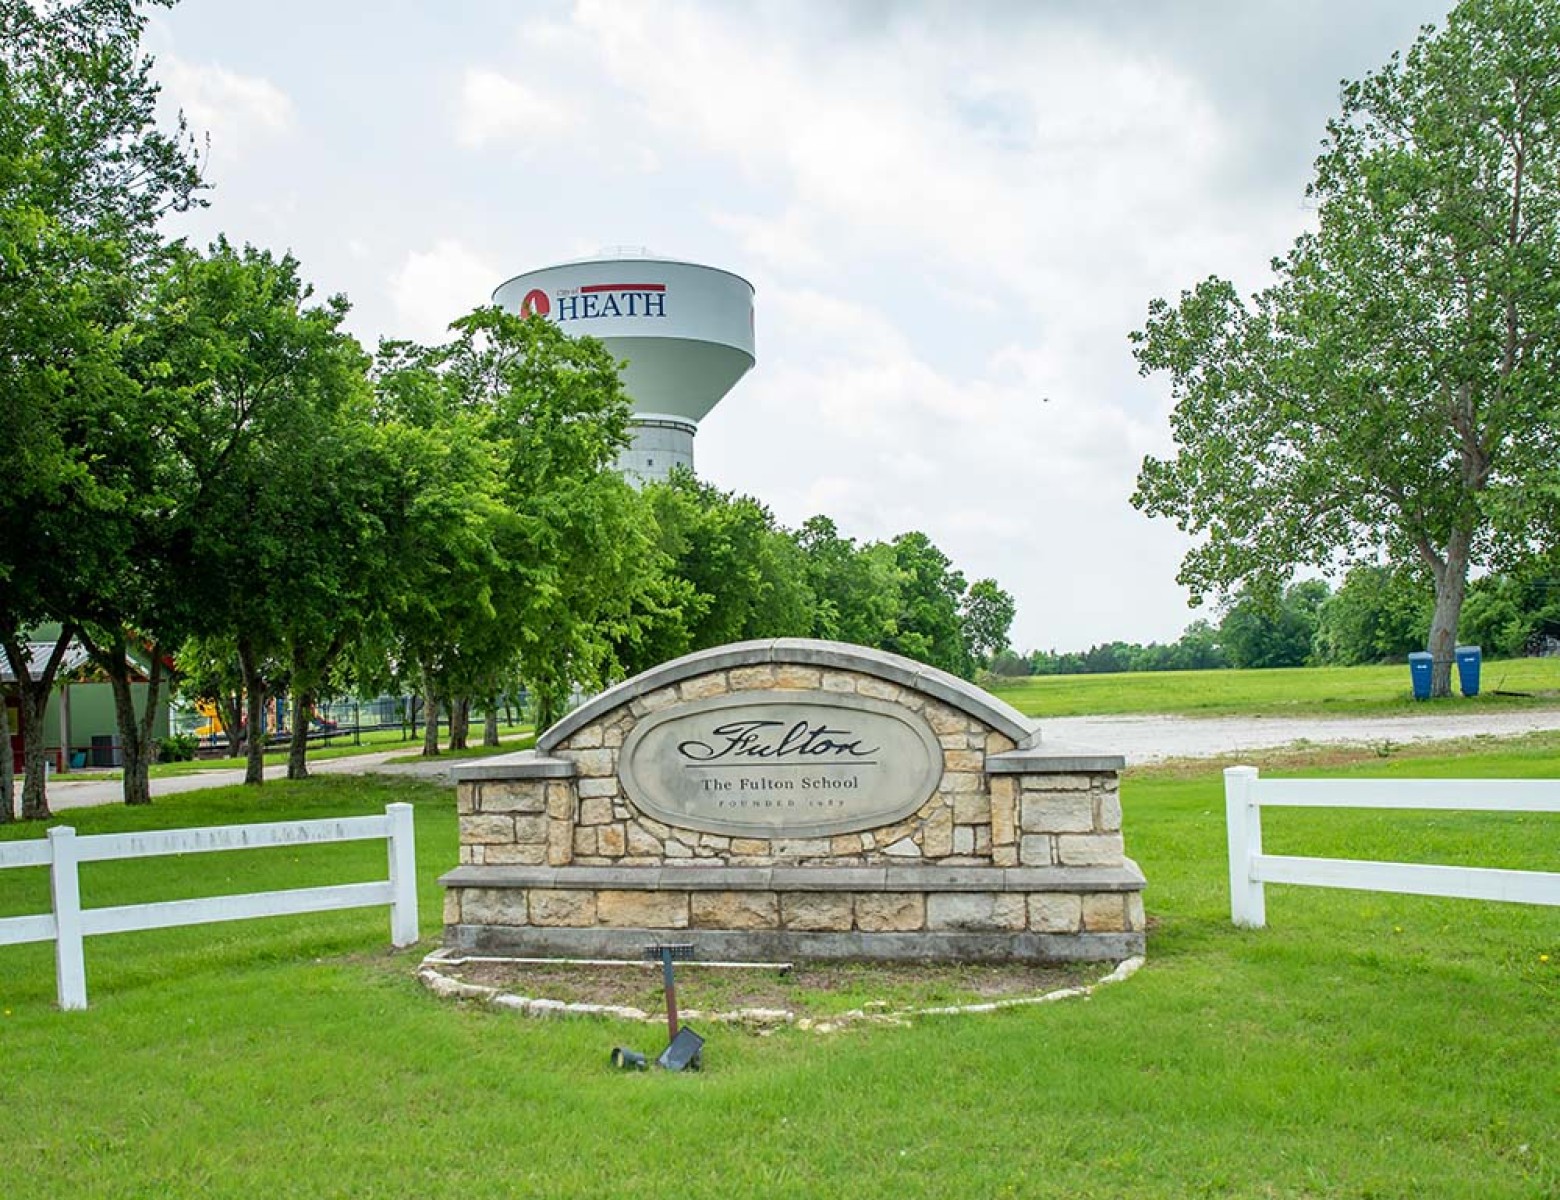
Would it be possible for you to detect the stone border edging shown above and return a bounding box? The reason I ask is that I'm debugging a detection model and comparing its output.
[415,949,1146,1033]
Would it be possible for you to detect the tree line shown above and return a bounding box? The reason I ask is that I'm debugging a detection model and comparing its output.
[0,1,1013,822]
[1001,562,1560,677]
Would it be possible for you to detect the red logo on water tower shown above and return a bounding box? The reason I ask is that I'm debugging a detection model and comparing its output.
[520,288,551,318]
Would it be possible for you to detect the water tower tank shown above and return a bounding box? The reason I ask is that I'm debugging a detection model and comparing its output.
[492,250,755,482]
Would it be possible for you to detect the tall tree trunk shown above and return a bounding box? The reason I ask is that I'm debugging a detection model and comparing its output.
[287,690,313,780]
[2,628,74,822]
[449,696,470,751]
[237,636,267,786]
[220,690,245,758]
[483,707,499,747]
[420,664,440,757]
[1426,527,1473,699]
[80,628,164,807]
[0,686,13,823]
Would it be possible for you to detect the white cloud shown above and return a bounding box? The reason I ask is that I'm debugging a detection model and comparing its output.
[455,68,575,149]
[387,240,499,342]
[159,54,294,160]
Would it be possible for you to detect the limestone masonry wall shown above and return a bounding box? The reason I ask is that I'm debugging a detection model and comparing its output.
[442,641,1146,962]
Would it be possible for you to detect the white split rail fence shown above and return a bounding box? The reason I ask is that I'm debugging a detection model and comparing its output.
[0,802,418,1010]
[1224,766,1560,926]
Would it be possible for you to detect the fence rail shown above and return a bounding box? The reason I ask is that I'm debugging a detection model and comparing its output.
[1224,767,1560,927]
[0,803,418,1010]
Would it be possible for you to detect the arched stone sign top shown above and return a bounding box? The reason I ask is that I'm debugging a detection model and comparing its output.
[442,638,1145,964]
[538,638,1038,754]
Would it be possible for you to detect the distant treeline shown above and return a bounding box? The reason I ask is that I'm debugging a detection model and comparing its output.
[993,566,1560,677]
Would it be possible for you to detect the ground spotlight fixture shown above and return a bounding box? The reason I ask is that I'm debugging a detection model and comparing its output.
[610,1047,648,1071]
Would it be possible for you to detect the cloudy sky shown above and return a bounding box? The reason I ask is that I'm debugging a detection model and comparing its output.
[145,0,1453,653]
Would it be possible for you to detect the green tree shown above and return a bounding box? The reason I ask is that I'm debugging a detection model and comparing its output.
[0,0,201,818]
[1132,0,1560,697]
[1219,581,1330,670]
[961,578,1016,666]
[132,239,371,786]
[883,531,971,678]
[1312,565,1432,665]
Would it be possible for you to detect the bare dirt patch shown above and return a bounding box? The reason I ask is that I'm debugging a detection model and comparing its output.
[428,956,1104,1023]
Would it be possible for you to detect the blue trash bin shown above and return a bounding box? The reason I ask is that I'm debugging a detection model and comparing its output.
[1408,651,1433,701]
[1455,645,1481,697]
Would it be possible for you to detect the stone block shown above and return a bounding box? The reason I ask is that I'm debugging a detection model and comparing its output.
[940,771,982,794]
[512,814,548,843]
[580,797,614,826]
[596,824,626,858]
[775,665,824,690]
[831,833,864,857]
[481,781,547,814]
[1056,834,1125,867]
[883,837,921,858]
[855,892,925,932]
[577,777,619,800]
[571,749,615,778]
[442,891,462,926]
[731,838,770,858]
[729,665,777,691]
[1020,791,1095,834]
[926,892,1026,932]
[691,891,780,930]
[1081,894,1127,932]
[596,890,689,929]
[626,823,663,857]
[953,792,992,824]
[952,825,975,855]
[572,827,597,857]
[664,839,694,859]
[944,749,984,773]
[992,845,1018,867]
[680,672,729,701]
[1126,893,1146,932]
[820,671,858,693]
[568,724,603,750]
[529,889,598,926]
[483,843,548,866]
[456,784,477,815]
[1028,893,1082,933]
[1095,788,1123,833]
[545,783,576,820]
[460,887,526,926]
[546,818,573,866]
[775,838,831,858]
[781,893,854,931]
[985,733,1017,755]
[989,776,1017,846]
[462,815,515,845]
[925,706,969,736]
[1019,834,1054,866]
[920,808,954,858]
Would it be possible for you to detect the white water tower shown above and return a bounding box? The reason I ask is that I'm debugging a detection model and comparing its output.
[492,249,755,481]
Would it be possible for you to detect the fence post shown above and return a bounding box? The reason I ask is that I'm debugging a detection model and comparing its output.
[385,803,419,948]
[48,826,88,1010]
[1224,766,1266,928]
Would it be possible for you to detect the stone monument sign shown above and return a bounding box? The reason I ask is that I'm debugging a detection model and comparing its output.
[442,639,1146,963]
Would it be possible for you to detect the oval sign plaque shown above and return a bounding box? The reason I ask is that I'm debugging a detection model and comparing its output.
[618,691,945,839]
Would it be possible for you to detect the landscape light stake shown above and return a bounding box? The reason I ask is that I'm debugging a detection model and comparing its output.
[644,941,696,1040]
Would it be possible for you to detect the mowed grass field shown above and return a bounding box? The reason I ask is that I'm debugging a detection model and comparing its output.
[0,680,1555,1198]
[989,656,1560,717]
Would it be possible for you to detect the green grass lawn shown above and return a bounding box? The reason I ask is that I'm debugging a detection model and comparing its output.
[1,742,1555,1199]
[990,656,1560,718]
